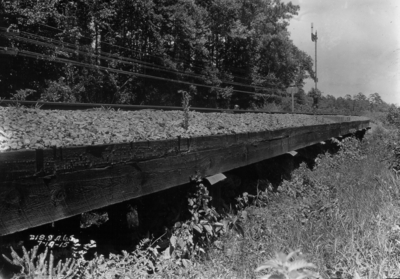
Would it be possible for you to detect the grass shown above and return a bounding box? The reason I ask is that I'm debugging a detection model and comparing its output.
[151,126,400,278]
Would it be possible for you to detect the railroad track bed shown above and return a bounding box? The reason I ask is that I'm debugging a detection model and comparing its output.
[0,105,362,151]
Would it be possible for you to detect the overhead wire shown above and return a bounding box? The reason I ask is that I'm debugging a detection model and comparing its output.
[36,23,281,86]
[1,29,277,92]
[37,23,242,75]
[1,47,274,96]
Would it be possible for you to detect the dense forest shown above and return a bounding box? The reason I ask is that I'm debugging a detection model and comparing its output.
[0,0,395,114]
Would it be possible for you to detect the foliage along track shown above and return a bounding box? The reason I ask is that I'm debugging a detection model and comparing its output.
[0,105,370,236]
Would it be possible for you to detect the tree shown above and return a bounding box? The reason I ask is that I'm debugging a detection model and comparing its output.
[354,92,367,101]
[368,92,383,111]
[387,104,400,126]
[343,94,355,112]
[294,88,307,105]
[307,88,322,109]
[319,94,336,113]
[354,92,368,112]
[1,0,314,109]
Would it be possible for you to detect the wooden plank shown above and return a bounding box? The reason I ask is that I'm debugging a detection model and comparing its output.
[0,149,36,181]
[0,164,144,234]
[0,120,370,235]
[39,138,183,176]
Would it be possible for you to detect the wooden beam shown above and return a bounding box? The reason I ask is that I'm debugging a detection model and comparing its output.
[0,120,370,235]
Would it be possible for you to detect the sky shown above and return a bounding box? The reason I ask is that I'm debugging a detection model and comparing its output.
[281,0,400,105]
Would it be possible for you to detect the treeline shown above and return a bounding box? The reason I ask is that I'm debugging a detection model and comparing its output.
[0,0,315,109]
[280,89,393,115]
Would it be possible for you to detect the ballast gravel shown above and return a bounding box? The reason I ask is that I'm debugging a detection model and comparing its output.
[0,106,344,151]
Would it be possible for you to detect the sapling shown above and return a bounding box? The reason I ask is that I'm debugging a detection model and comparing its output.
[178,90,191,130]
[9,89,36,108]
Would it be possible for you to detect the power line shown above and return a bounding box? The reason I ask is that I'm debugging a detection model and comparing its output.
[36,23,280,86]
[37,23,231,73]
[1,29,277,92]
[1,47,274,96]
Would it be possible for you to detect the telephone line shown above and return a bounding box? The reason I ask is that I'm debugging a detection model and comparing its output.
[1,47,274,96]
[1,30,279,92]
[37,23,231,73]
[37,23,278,85]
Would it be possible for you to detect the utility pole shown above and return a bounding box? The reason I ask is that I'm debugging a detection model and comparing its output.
[311,23,318,91]
[311,23,319,108]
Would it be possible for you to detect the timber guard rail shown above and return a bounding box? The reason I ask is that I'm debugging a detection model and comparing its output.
[0,113,370,236]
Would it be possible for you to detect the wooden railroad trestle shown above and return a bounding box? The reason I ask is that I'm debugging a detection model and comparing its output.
[0,118,370,235]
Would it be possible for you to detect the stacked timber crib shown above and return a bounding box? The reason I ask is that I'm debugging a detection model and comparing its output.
[0,103,370,236]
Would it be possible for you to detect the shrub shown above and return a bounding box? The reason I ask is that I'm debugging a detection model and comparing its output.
[40,78,83,103]
[387,105,400,127]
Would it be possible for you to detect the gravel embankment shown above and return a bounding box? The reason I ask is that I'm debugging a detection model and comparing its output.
[0,106,340,151]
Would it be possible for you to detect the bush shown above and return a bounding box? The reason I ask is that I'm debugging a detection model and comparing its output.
[40,78,83,103]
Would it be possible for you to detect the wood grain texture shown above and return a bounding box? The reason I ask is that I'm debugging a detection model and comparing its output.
[0,120,370,235]
[0,149,36,182]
